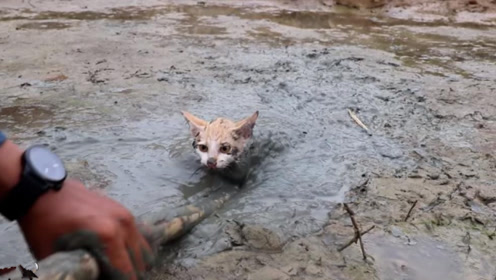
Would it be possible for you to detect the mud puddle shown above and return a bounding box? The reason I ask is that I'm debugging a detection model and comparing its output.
[0,1,495,277]
[367,234,464,280]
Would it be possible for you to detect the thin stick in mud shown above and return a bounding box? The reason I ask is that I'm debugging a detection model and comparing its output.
[404,200,418,222]
[338,225,375,252]
[347,109,372,136]
[343,203,368,260]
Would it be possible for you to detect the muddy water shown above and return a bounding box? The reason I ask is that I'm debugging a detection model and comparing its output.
[0,2,495,271]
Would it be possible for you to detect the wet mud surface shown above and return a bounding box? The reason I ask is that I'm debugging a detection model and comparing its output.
[0,0,495,279]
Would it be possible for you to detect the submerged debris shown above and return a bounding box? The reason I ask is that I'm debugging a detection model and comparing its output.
[341,203,370,260]
[404,200,418,222]
[348,109,372,136]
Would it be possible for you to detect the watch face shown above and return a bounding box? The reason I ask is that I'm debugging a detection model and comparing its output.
[26,146,66,182]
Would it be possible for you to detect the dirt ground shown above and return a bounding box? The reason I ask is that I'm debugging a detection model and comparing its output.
[0,0,495,279]
[269,0,496,25]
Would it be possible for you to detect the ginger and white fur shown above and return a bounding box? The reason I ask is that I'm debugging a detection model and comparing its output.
[182,111,259,170]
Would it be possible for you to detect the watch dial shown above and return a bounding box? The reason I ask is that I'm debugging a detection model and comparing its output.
[28,146,66,182]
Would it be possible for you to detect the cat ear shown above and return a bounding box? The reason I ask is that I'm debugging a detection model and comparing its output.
[182,111,208,137]
[232,111,259,139]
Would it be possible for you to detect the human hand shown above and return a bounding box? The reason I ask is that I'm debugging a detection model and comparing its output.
[17,178,154,280]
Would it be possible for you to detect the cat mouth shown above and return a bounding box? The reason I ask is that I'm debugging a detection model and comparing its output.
[207,163,217,169]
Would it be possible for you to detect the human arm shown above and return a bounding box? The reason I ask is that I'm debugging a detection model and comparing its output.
[0,132,23,200]
[0,132,154,279]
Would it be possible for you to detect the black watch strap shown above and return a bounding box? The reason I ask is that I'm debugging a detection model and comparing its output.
[0,174,50,221]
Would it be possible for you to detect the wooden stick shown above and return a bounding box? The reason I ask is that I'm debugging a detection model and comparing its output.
[338,225,375,252]
[343,203,368,260]
[404,200,418,222]
[0,195,230,280]
[139,195,230,249]
[0,251,99,280]
[347,109,372,136]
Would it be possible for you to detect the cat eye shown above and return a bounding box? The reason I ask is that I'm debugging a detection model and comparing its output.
[198,144,208,152]
[219,145,231,154]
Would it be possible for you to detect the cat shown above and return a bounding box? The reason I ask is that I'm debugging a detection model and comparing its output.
[181,110,259,183]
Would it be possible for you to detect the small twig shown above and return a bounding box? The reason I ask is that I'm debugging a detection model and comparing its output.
[27,0,36,8]
[343,203,368,260]
[348,109,372,136]
[487,229,496,240]
[448,181,463,200]
[338,225,375,252]
[404,200,418,222]
[18,265,37,280]
[462,231,471,258]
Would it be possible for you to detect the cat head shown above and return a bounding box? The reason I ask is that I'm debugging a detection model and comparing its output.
[181,111,259,169]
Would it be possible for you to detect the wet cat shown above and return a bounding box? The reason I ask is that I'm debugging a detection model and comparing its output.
[181,110,259,183]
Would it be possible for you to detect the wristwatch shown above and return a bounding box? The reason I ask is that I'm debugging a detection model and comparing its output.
[0,145,67,221]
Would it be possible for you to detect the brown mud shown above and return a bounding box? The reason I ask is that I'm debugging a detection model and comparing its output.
[0,0,495,279]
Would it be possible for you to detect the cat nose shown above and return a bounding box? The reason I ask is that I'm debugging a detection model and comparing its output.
[207,158,217,168]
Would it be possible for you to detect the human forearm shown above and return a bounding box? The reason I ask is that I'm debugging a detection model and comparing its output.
[0,131,153,279]
[0,139,23,200]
